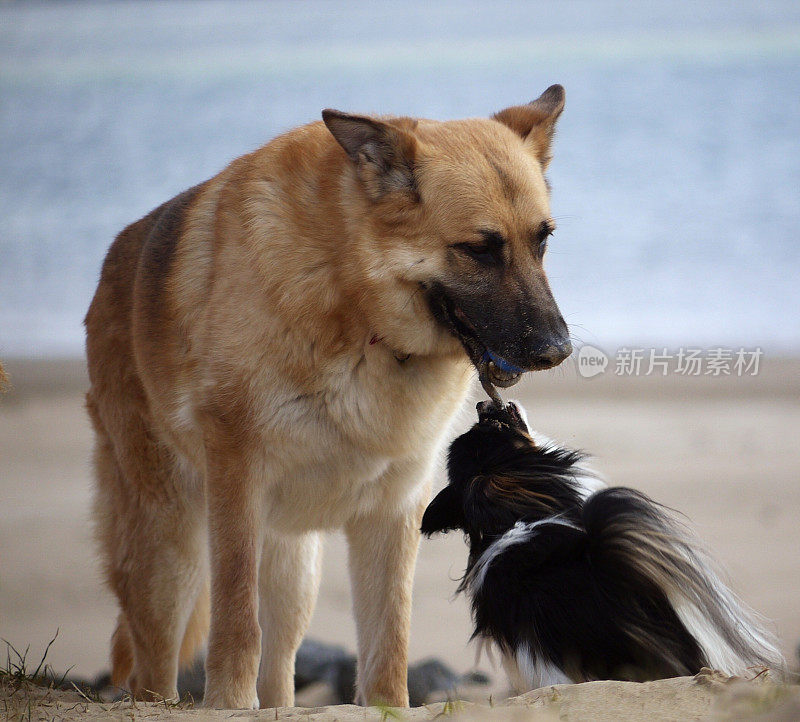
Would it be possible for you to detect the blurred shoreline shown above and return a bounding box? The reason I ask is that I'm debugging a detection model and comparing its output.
[4,353,800,399]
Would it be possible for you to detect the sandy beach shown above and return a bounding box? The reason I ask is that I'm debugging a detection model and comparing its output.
[3,669,800,721]
[1,356,799,703]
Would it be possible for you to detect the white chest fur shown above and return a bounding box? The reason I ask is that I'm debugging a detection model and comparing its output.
[250,348,472,532]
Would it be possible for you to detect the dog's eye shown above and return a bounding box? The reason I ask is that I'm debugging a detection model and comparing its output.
[534,222,554,258]
[454,243,496,265]
[538,238,548,257]
[452,230,505,266]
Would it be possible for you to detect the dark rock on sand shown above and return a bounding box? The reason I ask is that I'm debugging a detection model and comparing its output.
[70,638,490,706]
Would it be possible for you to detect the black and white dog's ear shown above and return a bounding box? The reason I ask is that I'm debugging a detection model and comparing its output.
[506,401,530,431]
[421,485,465,536]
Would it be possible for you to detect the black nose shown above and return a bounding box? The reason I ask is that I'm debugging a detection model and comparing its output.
[532,339,572,369]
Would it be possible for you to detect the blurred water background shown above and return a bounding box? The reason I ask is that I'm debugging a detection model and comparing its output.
[1,0,799,357]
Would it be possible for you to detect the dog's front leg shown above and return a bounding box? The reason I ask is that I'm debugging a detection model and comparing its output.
[257,530,323,708]
[345,480,430,707]
[203,446,264,710]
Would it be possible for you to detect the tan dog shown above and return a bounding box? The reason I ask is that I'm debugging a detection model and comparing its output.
[84,85,571,709]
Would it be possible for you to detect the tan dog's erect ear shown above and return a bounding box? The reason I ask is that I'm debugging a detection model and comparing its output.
[322,110,418,200]
[493,84,565,169]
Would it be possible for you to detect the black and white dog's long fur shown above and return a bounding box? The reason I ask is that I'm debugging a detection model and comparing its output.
[421,401,784,690]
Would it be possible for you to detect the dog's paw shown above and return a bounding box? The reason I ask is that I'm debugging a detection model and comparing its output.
[203,687,259,710]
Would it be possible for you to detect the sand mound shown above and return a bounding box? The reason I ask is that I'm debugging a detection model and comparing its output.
[3,670,797,721]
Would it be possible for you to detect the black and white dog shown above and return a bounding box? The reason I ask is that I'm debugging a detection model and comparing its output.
[421,400,783,690]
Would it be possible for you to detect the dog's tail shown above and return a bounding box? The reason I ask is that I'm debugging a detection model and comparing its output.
[110,613,134,688]
[109,582,210,689]
[583,487,785,676]
[178,580,210,671]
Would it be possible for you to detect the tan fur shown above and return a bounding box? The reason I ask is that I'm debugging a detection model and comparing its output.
[0,361,9,392]
[85,89,565,709]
